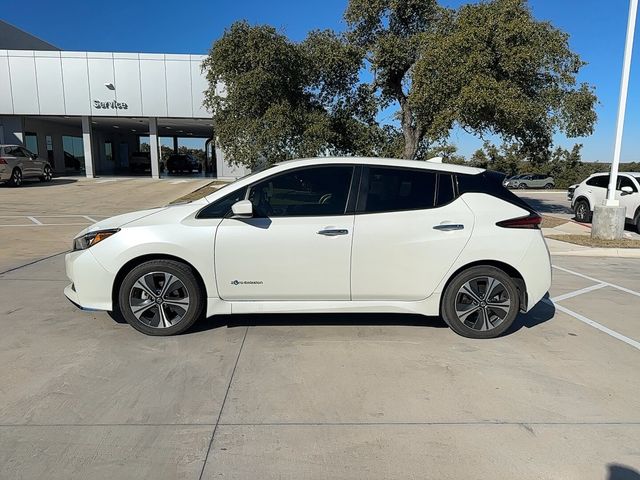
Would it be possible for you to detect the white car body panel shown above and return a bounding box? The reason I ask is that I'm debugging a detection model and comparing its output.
[215,215,354,300]
[351,197,474,301]
[64,156,552,328]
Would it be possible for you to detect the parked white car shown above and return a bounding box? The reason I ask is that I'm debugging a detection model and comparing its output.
[571,172,640,232]
[65,157,551,339]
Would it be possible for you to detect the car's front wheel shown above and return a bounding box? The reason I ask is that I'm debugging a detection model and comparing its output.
[544,183,553,189]
[517,183,527,189]
[39,165,53,182]
[441,266,520,339]
[118,259,204,336]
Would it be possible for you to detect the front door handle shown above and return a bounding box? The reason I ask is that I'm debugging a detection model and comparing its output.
[433,224,464,231]
[317,229,349,236]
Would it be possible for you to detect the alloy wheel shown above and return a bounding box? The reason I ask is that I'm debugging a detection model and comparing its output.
[12,169,22,186]
[454,276,512,332]
[44,166,52,181]
[128,271,191,328]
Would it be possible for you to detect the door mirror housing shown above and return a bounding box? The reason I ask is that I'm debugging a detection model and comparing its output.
[621,186,634,195]
[231,200,253,218]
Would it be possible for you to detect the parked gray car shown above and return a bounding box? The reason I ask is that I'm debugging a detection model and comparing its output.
[0,145,53,187]
[504,174,554,189]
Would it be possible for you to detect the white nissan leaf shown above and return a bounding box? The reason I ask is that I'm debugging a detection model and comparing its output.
[65,157,551,339]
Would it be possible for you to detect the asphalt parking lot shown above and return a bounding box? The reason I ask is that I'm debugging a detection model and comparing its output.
[1,181,639,479]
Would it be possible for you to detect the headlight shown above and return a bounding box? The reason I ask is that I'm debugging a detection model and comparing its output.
[73,229,119,251]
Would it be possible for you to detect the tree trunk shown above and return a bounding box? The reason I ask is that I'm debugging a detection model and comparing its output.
[398,95,420,159]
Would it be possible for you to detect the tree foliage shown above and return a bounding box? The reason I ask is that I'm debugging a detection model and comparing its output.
[203,0,597,167]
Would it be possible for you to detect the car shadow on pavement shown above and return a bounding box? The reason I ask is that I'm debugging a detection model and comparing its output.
[506,294,555,335]
[520,196,574,215]
[608,464,640,480]
[187,297,556,336]
[0,178,78,188]
[190,312,448,334]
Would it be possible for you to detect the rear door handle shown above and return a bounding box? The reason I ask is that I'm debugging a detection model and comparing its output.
[317,229,349,236]
[433,224,464,231]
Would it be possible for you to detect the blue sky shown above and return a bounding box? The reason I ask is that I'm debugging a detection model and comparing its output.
[4,0,639,162]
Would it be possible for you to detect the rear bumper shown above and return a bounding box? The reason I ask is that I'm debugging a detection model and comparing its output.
[64,249,115,311]
[519,234,552,311]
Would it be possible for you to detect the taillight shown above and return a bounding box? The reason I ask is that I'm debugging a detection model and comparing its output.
[0,157,8,164]
[496,214,542,229]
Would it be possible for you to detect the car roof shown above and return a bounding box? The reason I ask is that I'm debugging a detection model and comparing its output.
[589,171,640,177]
[275,156,484,175]
[203,156,485,204]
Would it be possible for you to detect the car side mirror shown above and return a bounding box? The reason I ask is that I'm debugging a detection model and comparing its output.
[231,200,253,218]
[621,186,634,195]
[31,154,38,159]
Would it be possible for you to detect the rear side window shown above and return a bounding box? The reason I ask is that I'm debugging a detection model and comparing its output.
[586,175,608,188]
[457,171,534,213]
[360,167,436,213]
[197,187,247,219]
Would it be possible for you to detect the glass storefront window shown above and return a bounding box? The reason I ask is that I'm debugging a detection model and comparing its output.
[25,133,38,155]
[62,135,85,172]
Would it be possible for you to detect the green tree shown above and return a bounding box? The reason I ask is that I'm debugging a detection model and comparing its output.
[203,0,597,167]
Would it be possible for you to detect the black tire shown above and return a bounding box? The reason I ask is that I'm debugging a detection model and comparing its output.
[574,199,592,223]
[118,259,205,336]
[39,165,53,182]
[544,183,553,189]
[636,214,640,235]
[441,265,520,339]
[517,183,527,189]
[8,168,22,187]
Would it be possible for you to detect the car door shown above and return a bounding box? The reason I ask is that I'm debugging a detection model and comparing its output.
[350,167,474,301]
[16,147,37,177]
[22,147,44,176]
[616,175,639,220]
[584,175,608,207]
[214,164,357,301]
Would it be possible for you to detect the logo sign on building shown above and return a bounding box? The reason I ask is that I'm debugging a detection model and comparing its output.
[93,100,129,110]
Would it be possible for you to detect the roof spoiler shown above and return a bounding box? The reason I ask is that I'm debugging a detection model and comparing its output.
[425,156,443,163]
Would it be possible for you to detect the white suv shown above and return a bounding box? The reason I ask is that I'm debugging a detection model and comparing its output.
[64,157,552,339]
[571,172,640,232]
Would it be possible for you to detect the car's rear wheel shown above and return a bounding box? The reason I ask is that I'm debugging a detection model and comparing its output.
[8,168,22,187]
[39,165,52,182]
[544,183,553,189]
[441,266,520,339]
[118,259,204,336]
[574,199,591,223]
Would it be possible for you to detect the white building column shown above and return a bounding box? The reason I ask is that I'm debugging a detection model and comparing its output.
[81,116,95,178]
[149,117,160,179]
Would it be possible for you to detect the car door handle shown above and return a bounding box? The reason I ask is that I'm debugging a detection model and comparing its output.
[317,229,349,236]
[433,224,464,231]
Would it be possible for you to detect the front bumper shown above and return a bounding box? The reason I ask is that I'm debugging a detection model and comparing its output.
[64,249,115,311]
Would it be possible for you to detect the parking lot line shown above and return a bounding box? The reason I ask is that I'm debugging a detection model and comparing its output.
[82,215,98,222]
[553,265,640,298]
[551,301,640,352]
[550,283,607,302]
[26,216,42,225]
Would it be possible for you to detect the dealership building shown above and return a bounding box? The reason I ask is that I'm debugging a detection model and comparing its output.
[0,20,245,179]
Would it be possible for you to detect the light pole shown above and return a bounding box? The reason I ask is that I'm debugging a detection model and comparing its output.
[592,0,638,239]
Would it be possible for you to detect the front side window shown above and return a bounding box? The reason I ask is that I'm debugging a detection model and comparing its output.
[198,187,248,219]
[248,166,354,217]
[618,176,638,192]
[361,167,436,213]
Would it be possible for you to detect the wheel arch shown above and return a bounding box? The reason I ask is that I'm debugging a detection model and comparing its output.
[111,253,208,307]
[439,260,527,314]
[573,195,591,211]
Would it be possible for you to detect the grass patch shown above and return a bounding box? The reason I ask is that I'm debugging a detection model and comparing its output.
[541,215,569,228]
[170,180,230,204]
[547,234,640,249]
